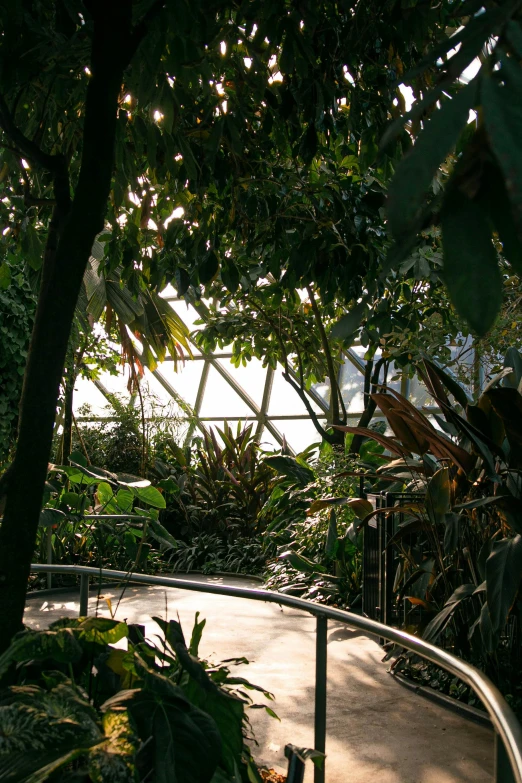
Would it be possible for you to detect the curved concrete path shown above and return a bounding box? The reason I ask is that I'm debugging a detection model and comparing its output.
[25,576,494,783]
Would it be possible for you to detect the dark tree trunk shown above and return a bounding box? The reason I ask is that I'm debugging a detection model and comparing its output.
[0,1,134,651]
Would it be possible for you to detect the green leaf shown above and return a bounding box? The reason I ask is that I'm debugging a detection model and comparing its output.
[480,162,522,277]
[444,512,462,554]
[77,617,129,644]
[97,480,116,506]
[199,250,219,284]
[279,550,326,574]
[39,508,67,527]
[0,629,82,677]
[221,261,240,294]
[423,584,476,643]
[0,262,11,290]
[184,680,244,777]
[441,188,502,335]
[116,488,134,513]
[189,612,206,657]
[132,484,166,508]
[426,467,450,526]
[331,300,367,341]
[482,56,522,229]
[387,79,478,243]
[264,455,314,486]
[105,666,221,783]
[503,347,522,389]
[149,518,178,550]
[486,534,522,633]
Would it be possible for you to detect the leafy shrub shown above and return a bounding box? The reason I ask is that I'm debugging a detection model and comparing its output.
[73,401,144,476]
[341,349,522,710]
[156,423,274,542]
[0,261,36,466]
[0,613,276,782]
[260,445,384,607]
[33,456,177,583]
[169,534,265,575]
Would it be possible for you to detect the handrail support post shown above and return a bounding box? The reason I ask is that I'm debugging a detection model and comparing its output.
[79,574,89,617]
[315,614,327,783]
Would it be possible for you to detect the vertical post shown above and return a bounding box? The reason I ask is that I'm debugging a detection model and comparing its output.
[315,614,327,783]
[46,527,53,590]
[79,574,89,617]
[495,733,516,783]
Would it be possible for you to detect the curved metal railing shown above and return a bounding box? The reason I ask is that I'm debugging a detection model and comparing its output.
[30,563,522,783]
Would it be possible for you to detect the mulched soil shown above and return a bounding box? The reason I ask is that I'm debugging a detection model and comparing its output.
[260,770,286,782]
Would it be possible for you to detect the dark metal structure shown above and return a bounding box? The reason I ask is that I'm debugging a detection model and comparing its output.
[362,491,423,626]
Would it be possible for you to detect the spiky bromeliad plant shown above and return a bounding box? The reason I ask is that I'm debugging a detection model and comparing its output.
[332,348,522,710]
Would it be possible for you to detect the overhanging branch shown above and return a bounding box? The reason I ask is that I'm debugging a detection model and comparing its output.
[0,93,68,178]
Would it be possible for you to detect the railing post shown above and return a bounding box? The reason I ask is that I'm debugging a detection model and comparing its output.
[79,574,89,617]
[315,614,327,783]
[496,732,516,783]
[46,527,53,590]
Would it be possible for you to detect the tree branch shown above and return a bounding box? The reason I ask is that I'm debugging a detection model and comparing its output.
[282,371,336,444]
[0,92,67,177]
[306,284,344,425]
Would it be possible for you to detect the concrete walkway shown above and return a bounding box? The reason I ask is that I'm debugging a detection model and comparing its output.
[25,575,494,783]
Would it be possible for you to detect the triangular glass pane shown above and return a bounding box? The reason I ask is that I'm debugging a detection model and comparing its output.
[276,418,322,454]
[154,360,205,407]
[73,377,114,418]
[268,370,323,415]
[199,365,255,418]
[215,358,268,408]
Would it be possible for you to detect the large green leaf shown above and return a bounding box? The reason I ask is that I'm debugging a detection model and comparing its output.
[423,583,476,643]
[486,534,522,633]
[483,55,522,230]
[104,664,221,783]
[76,618,129,645]
[387,79,478,243]
[426,468,451,524]
[39,508,67,527]
[330,300,368,341]
[132,484,166,509]
[441,187,502,335]
[503,347,522,389]
[184,680,244,778]
[279,551,326,575]
[264,455,314,486]
[149,519,178,550]
[0,629,82,677]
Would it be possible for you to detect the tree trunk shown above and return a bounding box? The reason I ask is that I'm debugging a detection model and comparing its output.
[0,1,133,651]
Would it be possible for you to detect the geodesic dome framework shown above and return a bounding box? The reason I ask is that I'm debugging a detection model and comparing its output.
[73,289,468,454]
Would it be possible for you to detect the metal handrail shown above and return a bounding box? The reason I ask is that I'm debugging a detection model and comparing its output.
[30,563,522,783]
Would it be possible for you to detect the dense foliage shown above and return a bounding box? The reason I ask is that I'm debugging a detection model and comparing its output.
[0,260,35,465]
[338,348,522,715]
[0,613,275,782]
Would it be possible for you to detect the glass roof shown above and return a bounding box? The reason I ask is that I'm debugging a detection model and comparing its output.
[72,295,450,454]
